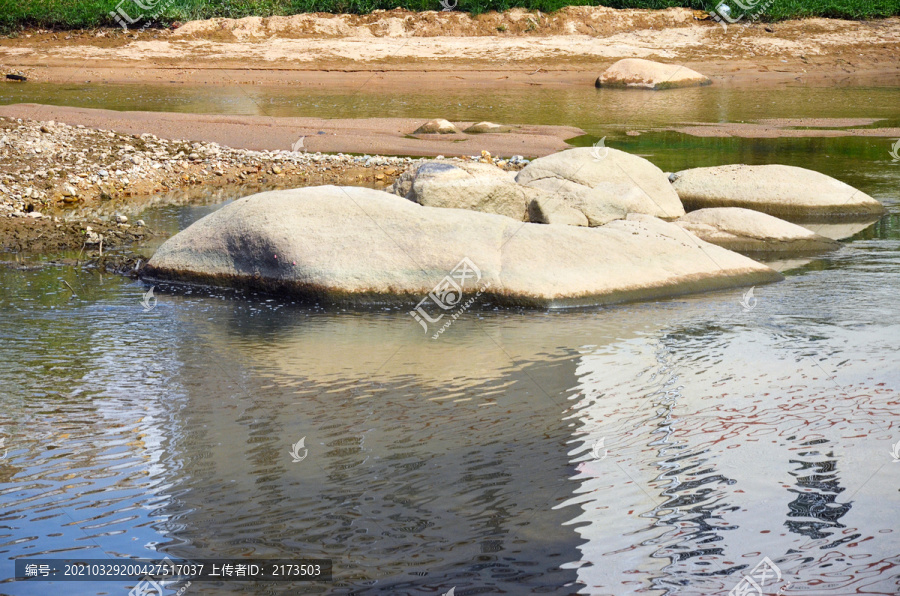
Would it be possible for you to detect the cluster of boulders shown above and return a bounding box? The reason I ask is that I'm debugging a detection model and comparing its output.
[389,148,883,253]
[144,143,883,307]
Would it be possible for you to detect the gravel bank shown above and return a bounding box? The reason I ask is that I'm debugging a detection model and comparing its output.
[0,115,528,252]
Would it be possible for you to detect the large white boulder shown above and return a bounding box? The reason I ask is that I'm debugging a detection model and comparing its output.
[595,58,711,90]
[516,147,685,222]
[670,164,885,219]
[676,208,840,253]
[144,186,781,308]
[391,161,528,221]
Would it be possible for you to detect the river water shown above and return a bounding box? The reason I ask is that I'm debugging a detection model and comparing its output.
[0,83,899,595]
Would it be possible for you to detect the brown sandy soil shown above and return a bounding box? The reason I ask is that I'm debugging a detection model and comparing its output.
[0,104,581,156]
[1,8,899,89]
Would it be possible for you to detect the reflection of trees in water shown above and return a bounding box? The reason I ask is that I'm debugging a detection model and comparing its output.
[647,448,741,594]
[637,341,741,593]
[785,437,858,548]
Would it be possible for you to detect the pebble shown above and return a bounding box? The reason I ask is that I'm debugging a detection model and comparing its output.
[115,214,128,224]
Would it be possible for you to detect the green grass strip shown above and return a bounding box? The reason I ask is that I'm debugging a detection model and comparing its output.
[1,0,898,34]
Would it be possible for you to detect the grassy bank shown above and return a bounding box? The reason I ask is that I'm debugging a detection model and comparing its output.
[2,0,898,33]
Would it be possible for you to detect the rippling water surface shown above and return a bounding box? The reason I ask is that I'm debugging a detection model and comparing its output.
[2,208,898,594]
[1,84,899,595]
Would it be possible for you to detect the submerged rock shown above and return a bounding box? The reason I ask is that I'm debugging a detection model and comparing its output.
[595,58,711,90]
[798,218,882,241]
[144,186,781,308]
[671,164,885,219]
[516,147,685,222]
[391,161,528,221]
[676,208,840,253]
[412,119,459,134]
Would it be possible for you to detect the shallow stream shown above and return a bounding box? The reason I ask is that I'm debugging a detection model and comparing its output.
[0,82,898,595]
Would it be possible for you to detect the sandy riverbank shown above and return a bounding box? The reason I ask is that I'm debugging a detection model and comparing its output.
[2,8,899,88]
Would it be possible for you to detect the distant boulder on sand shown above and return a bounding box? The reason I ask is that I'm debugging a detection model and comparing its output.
[595,58,711,90]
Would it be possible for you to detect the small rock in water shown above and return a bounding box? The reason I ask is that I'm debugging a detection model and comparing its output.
[115,214,128,224]
[61,184,78,197]
[135,219,146,227]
